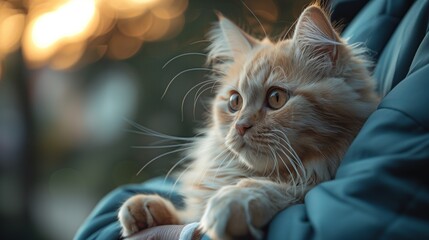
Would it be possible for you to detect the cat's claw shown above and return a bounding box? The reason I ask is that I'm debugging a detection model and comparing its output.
[118,194,179,237]
[199,185,265,240]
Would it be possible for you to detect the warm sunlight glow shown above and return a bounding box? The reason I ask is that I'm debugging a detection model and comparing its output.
[31,0,96,49]
[0,1,25,70]
[0,13,25,54]
[7,0,188,69]
[131,0,157,3]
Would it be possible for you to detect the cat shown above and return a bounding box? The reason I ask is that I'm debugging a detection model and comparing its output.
[118,3,379,240]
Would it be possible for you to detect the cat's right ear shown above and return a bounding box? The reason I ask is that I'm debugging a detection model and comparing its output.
[293,5,341,67]
[207,12,258,65]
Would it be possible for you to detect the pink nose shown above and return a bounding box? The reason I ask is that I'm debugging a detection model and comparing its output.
[235,123,252,136]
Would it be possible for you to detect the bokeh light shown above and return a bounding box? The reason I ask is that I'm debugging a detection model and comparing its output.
[0,0,189,71]
[30,0,96,49]
[0,2,25,65]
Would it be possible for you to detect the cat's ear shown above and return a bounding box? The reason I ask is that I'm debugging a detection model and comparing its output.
[293,5,340,65]
[207,12,258,64]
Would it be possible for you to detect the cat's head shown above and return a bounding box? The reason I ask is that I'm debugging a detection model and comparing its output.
[207,4,377,176]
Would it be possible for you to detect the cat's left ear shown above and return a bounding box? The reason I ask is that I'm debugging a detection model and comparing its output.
[293,5,341,65]
[207,12,259,63]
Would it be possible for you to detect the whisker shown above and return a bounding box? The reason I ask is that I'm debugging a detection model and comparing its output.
[274,141,302,189]
[271,130,304,171]
[273,137,300,169]
[267,146,280,180]
[136,146,193,176]
[272,132,307,194]
[199,147,230,184]
[161,67,213,99]
[170,162,194,196]
[212,151,234,181]
[277,132,306,180]
[222,153,236,170]
[241,0,267,38]
[194,77,220,103]
[193,82,219,119]
[181,80,216,121]
[162,52,207,69]
[164,151,194,184]
[194,80,218,103]
[262,145,270,174]
[268,131,303,191]
[280,18,298,40]
[125,129,193,142]
[189,39,210,45]
[124,118,194,142]
[197,148,234,188]
[210,78,221,92]
[131,142,193,149]
[271,137,303,182]
[274,145,297,191]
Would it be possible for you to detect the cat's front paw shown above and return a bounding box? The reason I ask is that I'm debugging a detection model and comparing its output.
[118,194,179,237]
[199,186,268,240]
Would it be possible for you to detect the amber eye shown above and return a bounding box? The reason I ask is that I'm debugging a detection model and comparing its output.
[228,91,243,112]
[267,88,289,110]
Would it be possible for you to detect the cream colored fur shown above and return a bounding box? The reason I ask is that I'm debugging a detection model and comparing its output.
[118,4,379,240]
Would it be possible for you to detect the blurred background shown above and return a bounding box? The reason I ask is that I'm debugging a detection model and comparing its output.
[0,0,311,239]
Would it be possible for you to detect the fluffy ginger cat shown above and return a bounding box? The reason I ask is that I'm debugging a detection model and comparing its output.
[118,4,378,240]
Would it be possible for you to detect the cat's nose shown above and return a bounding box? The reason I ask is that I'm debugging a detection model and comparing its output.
[235,123,253,136]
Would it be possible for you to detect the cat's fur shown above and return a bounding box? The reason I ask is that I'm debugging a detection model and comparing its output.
[118,4,379,240]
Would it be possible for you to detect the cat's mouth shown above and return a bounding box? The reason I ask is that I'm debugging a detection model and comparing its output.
[228,138,246,153]
[231,137,270,155]
[224,133,277,171]
[225,130,272,158]
[234,141,274,170]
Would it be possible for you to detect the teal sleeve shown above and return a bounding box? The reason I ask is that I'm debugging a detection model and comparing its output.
[266,23,429,240]
[74,178,184,240]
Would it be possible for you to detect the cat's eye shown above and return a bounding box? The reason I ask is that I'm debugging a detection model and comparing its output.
[267,88,289,110]
[228,91,243,112]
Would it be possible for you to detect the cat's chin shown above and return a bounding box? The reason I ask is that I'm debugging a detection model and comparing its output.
[225,136,274,171]
[228,143,274,172]
[240,148,273,170]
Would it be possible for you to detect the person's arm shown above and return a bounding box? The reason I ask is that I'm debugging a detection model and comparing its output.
[74,179,185,240]
[266,51,429,240]
[263,1,429,238]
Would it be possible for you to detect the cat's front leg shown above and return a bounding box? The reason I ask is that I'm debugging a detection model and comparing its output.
[118,194,180,237]
[199,179,297,240]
